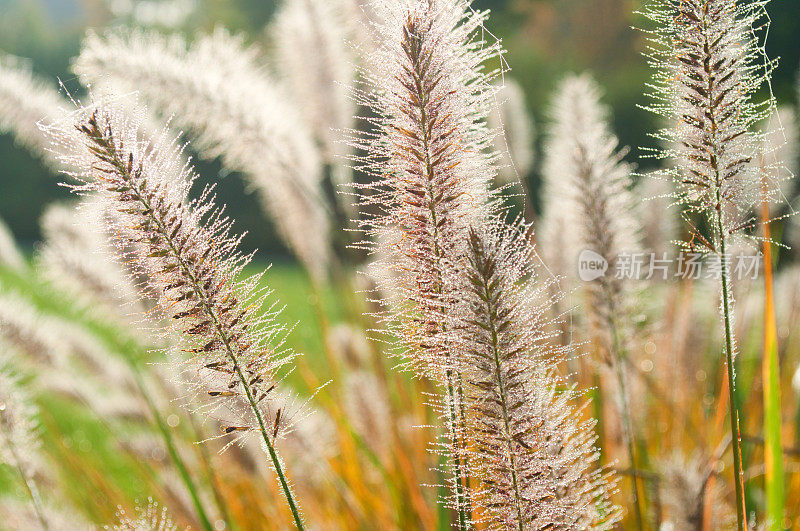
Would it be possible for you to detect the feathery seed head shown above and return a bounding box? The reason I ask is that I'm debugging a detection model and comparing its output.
[0,293,148,425]
[0,360,40,471]
[353,0,502,380]
[455,219,620,529]
[541,73,641,356]
[641,0,778,244]
[342,370,392,458]
[0,54,67,171]
[42,103,296,444]
[270,0,356,167]
[0,294,67,368]
[37,198,143,316]
[0,499,92,531]
[325,324,371,369]
[657,453,735,530]
[74,28,331,279]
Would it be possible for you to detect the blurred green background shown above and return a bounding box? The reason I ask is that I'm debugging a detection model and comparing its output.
[1,0,798,257]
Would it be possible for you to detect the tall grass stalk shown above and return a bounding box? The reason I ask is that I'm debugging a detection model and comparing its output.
[641,1,781,526]
[717,214,746,528]
[352,0,503,525]
[541,73,643,528]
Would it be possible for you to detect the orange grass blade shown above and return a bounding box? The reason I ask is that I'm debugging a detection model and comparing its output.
[761,192,785,529]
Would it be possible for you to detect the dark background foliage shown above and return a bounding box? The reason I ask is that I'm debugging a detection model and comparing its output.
[1,0,798,257]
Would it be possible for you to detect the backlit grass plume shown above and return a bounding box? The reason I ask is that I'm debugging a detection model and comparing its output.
[42,104,307,529]
[0,54,67,171]
[0,499,93,531]
[37,198,143,317]
[642,0,777,234]
[657,453,735,530]
[641,1,779,526]
[541,73,644,527]
[354,0,500,378]
[457,219,620,529]
[352,0,501,523]
[542,74,640,340]
[74,28,330,280]
[487,79,535,187]
[270,0,355,171]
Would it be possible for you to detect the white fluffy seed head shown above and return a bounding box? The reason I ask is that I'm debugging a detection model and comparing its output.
[0,499,93,531]
[110,498,180,531]
[454,218,621,529]
[541,73,641,355]
[42,101,299,444]
[641,0,779,246]
[270,0,356,170]
[37,197,143,317]
[0,54,68,170]
[351,0,502,381]
[0,359,40,471]
[74,28,331,279]
[656,452,735,530]
[0,293,67,368]
[487,78,535,186]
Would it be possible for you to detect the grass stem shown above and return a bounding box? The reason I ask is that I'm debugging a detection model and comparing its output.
[716,205,747,531]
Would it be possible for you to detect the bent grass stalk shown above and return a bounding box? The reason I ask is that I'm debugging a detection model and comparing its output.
[46,108,307,529]
[120,154,304,529]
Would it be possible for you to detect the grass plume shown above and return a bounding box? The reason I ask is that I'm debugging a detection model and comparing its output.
[352,0,503,523]
[541,73,644,527]
[457,219,621,529]
[74,28,331,280]
[641,1,780,526]
[0,54,68,171]
[42,103,308,529]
